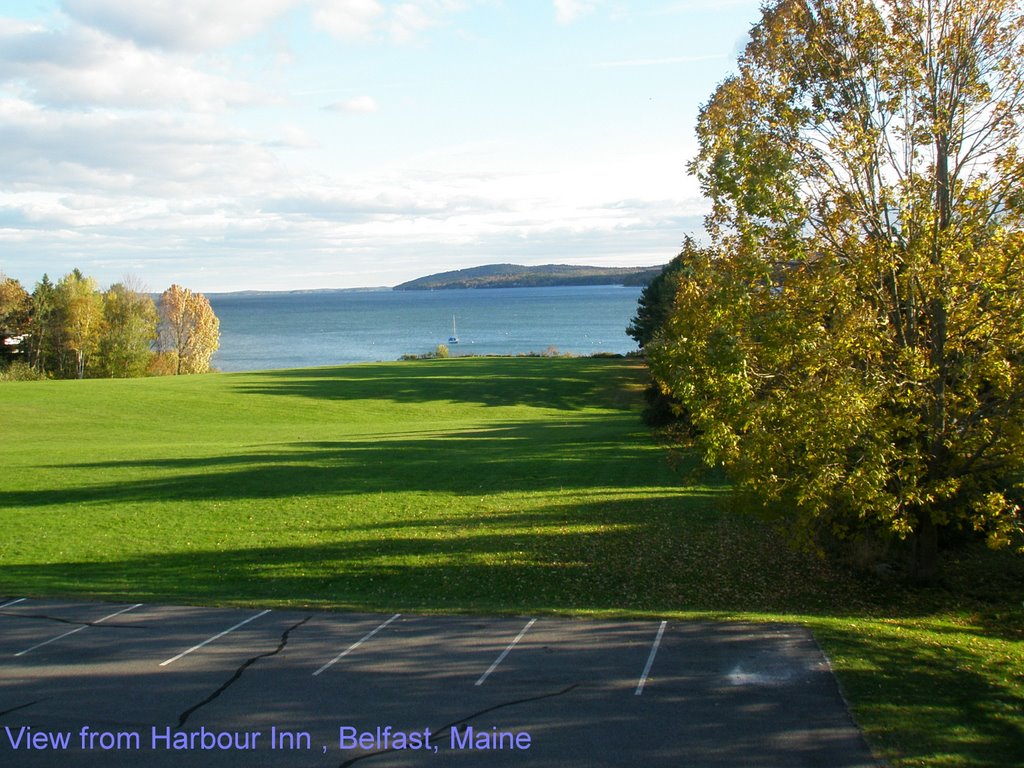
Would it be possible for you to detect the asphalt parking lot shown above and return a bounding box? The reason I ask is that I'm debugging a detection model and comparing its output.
[0,598,878,767]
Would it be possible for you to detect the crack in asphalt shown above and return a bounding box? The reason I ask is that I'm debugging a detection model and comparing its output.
[0,700,47,718]
[337,683,580,767]
[0,611,147,629]
[176,616,312,729]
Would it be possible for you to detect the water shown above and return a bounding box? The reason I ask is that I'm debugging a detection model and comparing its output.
[207,285,642,372]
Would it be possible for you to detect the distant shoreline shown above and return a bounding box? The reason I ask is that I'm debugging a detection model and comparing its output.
[394,263,663,291]
[206,286,391,298]
[205,264,663,297]
[205,283,645,298]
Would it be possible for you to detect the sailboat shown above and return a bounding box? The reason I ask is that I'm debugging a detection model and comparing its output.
[448,315,459,344]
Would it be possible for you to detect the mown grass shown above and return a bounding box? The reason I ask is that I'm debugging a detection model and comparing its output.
[1,356,1021,766]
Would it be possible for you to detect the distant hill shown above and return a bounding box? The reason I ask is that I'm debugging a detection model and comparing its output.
[394,263,664,290]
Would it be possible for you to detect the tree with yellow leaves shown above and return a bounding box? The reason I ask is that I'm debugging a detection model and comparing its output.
[158,284,220,375]
[56,269,105,379]
[650,0,1024,580]
[0,274,30,367]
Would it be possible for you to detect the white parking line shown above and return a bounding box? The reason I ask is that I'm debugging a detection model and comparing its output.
[312,613,401,677]
[159,609,272,667]
[635,620,667,695]
[14,604,143,657]
[0,598,26,609]
[475,618,536,686]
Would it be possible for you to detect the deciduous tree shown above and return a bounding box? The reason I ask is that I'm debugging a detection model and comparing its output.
[158,284,220,374]
[56,270,104,379]
[650,0,1024,580]
[0,275,30,367]
[97,281,158,378]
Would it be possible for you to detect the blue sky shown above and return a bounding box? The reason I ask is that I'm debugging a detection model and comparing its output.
[0,0,761,291]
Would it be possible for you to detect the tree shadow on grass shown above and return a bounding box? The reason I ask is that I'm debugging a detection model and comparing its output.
[3,419,680,508]
[812,622,1024,768]
[0,491,849,618]
[229,357,648,411]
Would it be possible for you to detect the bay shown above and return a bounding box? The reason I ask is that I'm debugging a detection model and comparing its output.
[207,285,643,372]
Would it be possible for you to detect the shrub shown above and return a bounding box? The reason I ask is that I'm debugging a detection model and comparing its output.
[0,362,45,381]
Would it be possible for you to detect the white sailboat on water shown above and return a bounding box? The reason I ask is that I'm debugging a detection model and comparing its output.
[448,315,459,344]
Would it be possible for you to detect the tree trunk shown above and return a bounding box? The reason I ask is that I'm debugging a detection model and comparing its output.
[911,512,940,585]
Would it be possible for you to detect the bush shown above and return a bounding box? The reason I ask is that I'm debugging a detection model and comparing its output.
[0,362,45,381]
[146,351,179,377]
[400,345,454,361]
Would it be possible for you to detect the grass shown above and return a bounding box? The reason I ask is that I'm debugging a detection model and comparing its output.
[1,356,1022,766]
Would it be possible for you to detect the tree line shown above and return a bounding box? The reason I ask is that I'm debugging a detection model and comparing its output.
[631,0,1024,581]
[0,270,219,379]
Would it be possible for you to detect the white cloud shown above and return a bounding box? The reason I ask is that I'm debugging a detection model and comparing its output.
[313,0,465,43]
[0,130,705,291]
[554,0,596,25]
[0,99,284,197]
[262,188,448,220]
[0,21,266,110]
[324,95,379,113]
[59,0,476,53]
[312,0,385,40]
[60,0,300,51]
[265,125,321,149]
[389,2,439,42]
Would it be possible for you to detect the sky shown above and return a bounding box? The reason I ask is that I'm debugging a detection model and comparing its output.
[0,0,762,292]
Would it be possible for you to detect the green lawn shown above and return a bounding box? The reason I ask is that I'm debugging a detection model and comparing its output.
[1,357,1021,766]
